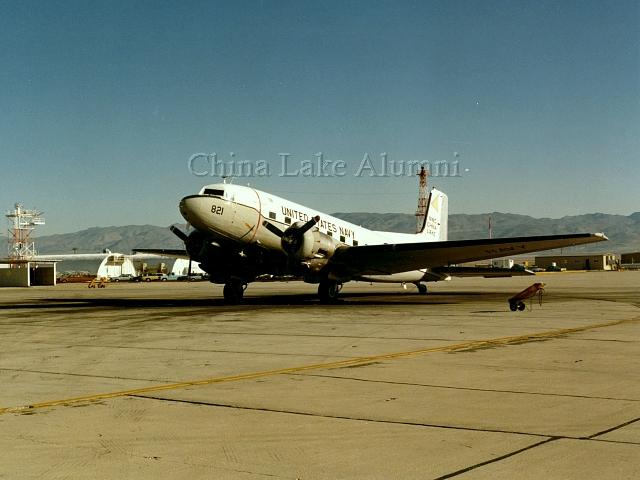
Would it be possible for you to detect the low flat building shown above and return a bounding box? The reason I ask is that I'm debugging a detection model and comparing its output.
[535,253,618,271]
[0,259,57,287]
[621,252,640,270]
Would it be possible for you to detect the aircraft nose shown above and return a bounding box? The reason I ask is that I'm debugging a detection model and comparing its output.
[178,197,190,221]
[179,196,210,228]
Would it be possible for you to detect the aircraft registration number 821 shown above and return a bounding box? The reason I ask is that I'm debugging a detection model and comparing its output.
[211,205,224,215]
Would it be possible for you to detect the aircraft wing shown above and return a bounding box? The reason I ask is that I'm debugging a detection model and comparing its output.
[327,233,607,277]
[132,248,190,259]
[432,266,535,278]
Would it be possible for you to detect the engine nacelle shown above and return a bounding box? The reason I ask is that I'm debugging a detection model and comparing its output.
[286,223,339,261]
[185,230,221,262]
[311,230,339,259]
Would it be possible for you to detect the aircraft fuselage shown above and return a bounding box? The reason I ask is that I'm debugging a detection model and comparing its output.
[179,183,439,286]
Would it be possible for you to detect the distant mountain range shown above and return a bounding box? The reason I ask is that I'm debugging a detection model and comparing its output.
[333,211,640,254]
[2,212,638,256]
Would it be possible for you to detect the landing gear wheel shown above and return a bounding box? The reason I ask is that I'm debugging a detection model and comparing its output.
[223,281,246,304]
[415,282,428,295]
[318,281,341,303]
[517,301,526,311]
[509,301,518,312]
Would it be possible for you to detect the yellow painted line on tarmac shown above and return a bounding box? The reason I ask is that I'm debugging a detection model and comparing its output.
[1,316,638,415]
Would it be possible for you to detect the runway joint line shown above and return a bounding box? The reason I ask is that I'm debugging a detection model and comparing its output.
[1,316,638,416]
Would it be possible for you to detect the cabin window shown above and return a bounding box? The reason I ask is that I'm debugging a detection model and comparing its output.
[353,240,358,246]
[340,235,346,243]
[203,188,224,197]
[327,231,332,237]
[285,217,291,225]
[268,212,276,220]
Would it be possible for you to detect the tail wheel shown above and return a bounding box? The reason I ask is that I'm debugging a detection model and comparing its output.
[318,281,342,303]
[517,301,526,311]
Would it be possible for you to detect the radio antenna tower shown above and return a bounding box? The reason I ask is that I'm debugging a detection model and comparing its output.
[414,166,429,233]
[6,203,45,260]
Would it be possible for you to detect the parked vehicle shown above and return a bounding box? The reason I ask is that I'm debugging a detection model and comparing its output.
[111,274,135,282]
[138,272,168,282]
[57,271,95,283]
[177,274,208,281]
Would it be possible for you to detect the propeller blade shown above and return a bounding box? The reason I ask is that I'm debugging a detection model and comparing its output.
[299,215,320,234]
[262,220,285,238]
[170,225,189,242]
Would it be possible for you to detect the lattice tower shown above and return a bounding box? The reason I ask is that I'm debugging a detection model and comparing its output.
[6,203,45,260]
[414,166,429,233]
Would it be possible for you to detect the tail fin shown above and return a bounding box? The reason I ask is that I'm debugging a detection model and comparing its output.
[417,188,448,241]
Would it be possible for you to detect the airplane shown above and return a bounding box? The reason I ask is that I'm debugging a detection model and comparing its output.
[135,182,607,303]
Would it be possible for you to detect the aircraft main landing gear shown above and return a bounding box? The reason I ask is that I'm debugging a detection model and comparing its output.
[318,280,342,303]
[415,282,428,295]
[223,280,246,304]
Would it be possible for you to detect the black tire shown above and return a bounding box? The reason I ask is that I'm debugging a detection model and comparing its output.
[145,278,151,282]
[223,281,245,304]
[517,302,526,311]
[318,281,340,303]
[416,283,428,295]
[509,302,518,312]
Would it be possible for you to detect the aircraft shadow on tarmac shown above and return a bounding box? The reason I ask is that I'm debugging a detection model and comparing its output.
[0,290,497,310]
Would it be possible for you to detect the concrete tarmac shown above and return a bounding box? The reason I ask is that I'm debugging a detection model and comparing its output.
[0,271,638,479]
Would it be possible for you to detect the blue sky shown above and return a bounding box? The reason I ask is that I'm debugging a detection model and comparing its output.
[1,0,638,234]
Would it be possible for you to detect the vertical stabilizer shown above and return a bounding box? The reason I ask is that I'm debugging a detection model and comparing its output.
[417,188,448,241]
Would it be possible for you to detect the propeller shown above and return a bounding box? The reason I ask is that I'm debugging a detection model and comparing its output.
[171,225,219,261]
[262,221,286,238]
[263,215,320,258]
[170,225,188,242]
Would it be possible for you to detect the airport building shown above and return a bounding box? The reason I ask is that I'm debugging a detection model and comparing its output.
[39,252,138,278]
[621,252,640,269]
[38,253,204,279]
[0,259,57,287]
[0,254,205,287]
[534,253,618,271]
[1,203,58,286]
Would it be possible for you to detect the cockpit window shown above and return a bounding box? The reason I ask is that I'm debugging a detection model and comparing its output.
[203,188,224,197]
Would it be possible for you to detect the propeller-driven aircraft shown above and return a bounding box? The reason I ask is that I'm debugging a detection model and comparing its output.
[136,183,607,303]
